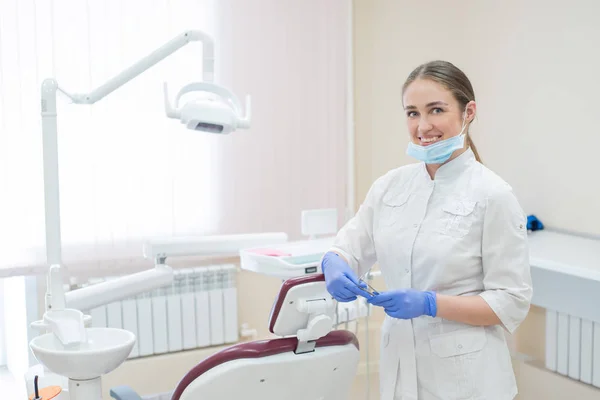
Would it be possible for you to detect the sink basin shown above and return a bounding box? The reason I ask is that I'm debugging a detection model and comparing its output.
[30,327,136,380]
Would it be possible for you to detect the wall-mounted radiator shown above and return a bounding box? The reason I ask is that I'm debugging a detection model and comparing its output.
[545,310,600,386]
[75,264,238,359]
[528,230,600,389]
[66,262,373,364]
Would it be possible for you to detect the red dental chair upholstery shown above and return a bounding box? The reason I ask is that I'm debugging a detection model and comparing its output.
[110,273,361,400]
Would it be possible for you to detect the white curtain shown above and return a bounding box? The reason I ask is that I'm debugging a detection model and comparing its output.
[0,0,220,272]
[0,0,350,274]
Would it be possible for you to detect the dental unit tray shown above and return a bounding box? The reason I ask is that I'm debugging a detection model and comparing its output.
[240,236,335,278]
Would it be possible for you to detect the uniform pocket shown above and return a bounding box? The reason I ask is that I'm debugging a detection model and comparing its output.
[378,192,410,228]
[439,198,477,238]
[429,326,487,358]
[428,326,488,398]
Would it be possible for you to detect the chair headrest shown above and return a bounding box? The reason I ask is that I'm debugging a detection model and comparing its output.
[268,273,335,340]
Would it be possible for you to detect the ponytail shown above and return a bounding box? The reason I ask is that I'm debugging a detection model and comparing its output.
[466,135,482,163]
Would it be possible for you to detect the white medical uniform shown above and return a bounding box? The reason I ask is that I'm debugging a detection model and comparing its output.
[329,148,532,400]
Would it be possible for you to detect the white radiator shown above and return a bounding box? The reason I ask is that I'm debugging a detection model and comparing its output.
[76,264,239,359]
[528,230,600,389]
[545,310,600,387]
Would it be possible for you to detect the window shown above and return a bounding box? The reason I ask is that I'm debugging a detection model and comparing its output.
[1,0,220,275]
[1,0,351,275]
[0,0,221,379]
[0,0,350,385]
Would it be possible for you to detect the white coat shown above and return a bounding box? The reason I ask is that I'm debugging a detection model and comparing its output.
[329,149,533,400]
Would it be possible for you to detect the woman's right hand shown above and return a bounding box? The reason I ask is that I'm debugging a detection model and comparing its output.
[321,251,370,302]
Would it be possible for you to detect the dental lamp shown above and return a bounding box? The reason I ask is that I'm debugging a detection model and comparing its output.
[28,30,258,400]
[38,29,251,314]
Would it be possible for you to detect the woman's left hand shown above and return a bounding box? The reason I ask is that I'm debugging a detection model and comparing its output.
[367,289,437,319]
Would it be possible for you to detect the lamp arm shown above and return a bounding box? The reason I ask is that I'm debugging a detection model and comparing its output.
[40,30,215,312]
[64,30,215,105]
[64,264,174,312]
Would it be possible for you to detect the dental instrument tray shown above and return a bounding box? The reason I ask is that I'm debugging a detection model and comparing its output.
[240,237,335,278]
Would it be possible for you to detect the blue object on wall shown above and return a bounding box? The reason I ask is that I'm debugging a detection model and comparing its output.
[527,215,544,231]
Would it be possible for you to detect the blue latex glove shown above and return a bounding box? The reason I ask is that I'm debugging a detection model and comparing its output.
[321,251,371,302]
[367,289,437,319]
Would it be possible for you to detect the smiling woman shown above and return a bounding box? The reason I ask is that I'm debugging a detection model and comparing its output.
[322,59,532,400]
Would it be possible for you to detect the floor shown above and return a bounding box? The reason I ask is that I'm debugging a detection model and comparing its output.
[12,363,599,400]
[350,373,379,400]
[3,367,381,400]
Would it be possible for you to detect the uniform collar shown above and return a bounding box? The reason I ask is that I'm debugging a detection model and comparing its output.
[422,148,476,182]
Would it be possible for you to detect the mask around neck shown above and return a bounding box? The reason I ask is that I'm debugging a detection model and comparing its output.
[406,112,468,164]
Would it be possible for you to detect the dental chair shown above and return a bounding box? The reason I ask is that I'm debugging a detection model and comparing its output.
[110,273,361,400]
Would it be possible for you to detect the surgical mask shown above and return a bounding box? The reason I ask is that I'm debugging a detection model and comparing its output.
[406,112,468,164]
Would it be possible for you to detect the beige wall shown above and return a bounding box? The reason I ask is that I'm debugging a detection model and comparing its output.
[353,0,600,238]
[353,0,600,398]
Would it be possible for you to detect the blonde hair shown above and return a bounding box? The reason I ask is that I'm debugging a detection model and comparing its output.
[402,60,482,163]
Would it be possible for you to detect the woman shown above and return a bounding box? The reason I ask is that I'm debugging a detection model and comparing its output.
[321,60,532,400]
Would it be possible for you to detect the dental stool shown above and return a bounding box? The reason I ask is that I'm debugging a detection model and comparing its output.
[110,273,361,400]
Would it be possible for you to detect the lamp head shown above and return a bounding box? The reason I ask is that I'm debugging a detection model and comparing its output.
[164,82,251,134]
[179,98,236,134]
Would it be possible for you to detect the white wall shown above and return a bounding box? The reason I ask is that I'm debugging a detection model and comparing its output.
[0,279,6,366]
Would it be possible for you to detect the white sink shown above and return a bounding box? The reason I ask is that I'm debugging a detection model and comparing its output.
[30,327,136,380]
